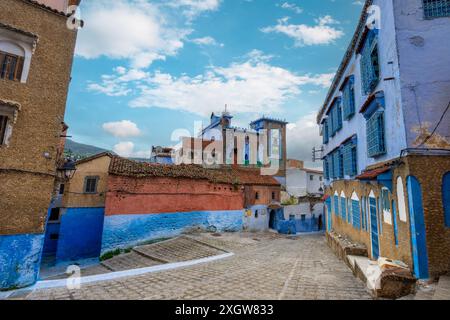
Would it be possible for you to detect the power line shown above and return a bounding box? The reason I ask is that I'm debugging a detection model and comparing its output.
[419,100,450,147]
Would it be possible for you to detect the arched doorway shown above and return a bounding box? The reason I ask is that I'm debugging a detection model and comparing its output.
[407,176,429,279]
[269,210,277,230]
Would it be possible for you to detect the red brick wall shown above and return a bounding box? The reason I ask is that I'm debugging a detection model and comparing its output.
[106,175,245,216]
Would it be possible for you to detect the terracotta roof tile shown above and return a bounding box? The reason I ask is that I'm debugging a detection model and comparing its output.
[356,166,391,180]
[109,157,280,186]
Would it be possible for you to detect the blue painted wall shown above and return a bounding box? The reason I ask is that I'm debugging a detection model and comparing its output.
[56,208,105,262]
[0,233,44,290]
[102,210,243,253]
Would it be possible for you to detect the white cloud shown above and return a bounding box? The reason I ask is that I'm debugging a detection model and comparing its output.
[287,112,322,167]
[76,0,194,68]
[280,2,303,14]
[190,36,224,47]
[89,51,334,117]
[261,15,344,47]
[102,120,142,138]
[166,0,221,19]
[113,141,151,158]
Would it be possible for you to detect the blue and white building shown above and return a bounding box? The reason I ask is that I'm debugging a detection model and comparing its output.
[318,0,450,280]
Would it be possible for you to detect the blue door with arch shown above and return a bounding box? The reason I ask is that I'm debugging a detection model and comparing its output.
[369,197,379,260]
[443,172,450,227]
[407,176,429,279]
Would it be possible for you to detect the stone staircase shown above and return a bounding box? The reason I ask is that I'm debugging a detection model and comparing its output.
[43,236,228,280]
[326,231,416,299]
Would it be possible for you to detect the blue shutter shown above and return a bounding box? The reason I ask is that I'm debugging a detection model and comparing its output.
[324,157,329,180]
[352,200,361,229]
[323,119,329,144]
[423,0,450,18]
[337,103,343,131]
[334,195,339,216]
[367,111,386,157]
[343,76,355,120]
[360,30,379,95]
[332,151,340,179]
[341,197,347,221]
[343,138,358,177]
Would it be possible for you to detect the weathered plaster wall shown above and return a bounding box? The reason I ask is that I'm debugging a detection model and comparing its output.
[0,233,44,289]
[393,0,450,149]
[102,210,243,253]
[106,176,245,215]
[63,155,111,208]
[243,205,270,231]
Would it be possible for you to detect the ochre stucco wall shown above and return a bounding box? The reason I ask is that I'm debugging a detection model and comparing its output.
[63,155,111,208]
[326,154,450,278]
[105,176,246,216]
[0,0,78,235]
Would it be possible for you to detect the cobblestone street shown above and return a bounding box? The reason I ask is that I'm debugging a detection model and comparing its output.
[17,233,371,300]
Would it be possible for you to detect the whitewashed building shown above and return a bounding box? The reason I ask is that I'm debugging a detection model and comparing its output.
[318,0,450,280]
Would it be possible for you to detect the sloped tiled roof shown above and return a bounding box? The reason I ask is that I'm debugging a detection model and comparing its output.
[109,156,280,186]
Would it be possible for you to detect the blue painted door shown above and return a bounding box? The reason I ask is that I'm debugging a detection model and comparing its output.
[369,197,379,260]
[443,172,450,227]
[407,176,429,279]
[326,198,332,231]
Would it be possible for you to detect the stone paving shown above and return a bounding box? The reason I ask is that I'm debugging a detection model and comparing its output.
[18,232,372,300]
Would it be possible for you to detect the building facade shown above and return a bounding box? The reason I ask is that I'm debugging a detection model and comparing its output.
[42,155,281,261]
[318,0,450,279]
[198,111,288,185]
[285,159,324,198]
[0,0,80,290]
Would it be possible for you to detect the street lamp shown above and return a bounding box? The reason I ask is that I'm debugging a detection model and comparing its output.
[57,160,77,181]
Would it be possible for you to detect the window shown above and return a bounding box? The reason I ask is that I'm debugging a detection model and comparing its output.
[59,184,65,195]
[49,208,61,222]
[423,0,450,18]
[323,119,329,144]
[334,195,339,216]
[352,197,361,229]
[342,76,356,120]
[0,102,19,146]
[255,210,259,218]
[343,137,358,177]
[289,214,295,221]
[310,175,314,181]
[84,176,99,194]
[341,196,347,221]
[0,115,7,145]
[360,29,380,95]
[367,111,386,157]
[272,191,276,200]
[255,192,259,200]
[0,51,24,82]
[301,214,306,221]
[324,158,330,180]
[319,176,323,182]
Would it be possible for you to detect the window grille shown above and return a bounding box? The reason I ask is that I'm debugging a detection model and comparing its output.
[367,111,386,157]
[423,0,450,18]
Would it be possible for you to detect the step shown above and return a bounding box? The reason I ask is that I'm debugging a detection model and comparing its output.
[133,236,227,263]
[101,251,164,272]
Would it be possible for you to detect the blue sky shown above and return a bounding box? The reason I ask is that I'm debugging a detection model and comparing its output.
[66,0,364,164]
